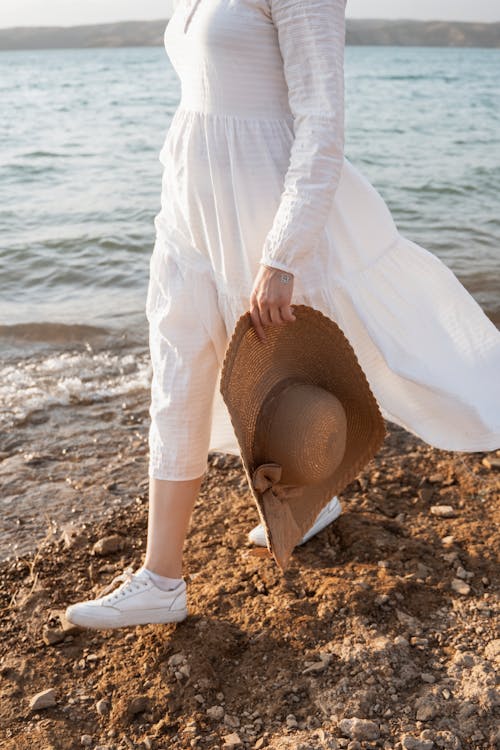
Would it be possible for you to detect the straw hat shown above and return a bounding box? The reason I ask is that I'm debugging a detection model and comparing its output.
[220,304,386,572]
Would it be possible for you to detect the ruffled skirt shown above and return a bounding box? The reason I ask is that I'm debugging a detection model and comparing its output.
[152,144,500,455]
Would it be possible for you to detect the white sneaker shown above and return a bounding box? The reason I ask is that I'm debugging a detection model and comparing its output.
[65,566,187,629]
[248,496,342,547]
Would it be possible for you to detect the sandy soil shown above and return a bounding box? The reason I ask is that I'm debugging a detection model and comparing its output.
[0,390,499,750]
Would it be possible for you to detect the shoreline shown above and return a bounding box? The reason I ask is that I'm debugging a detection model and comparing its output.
[0,385,499,747]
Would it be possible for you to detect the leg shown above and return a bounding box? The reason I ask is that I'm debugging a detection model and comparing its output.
[143,475,204,579]
[64,249,223,628]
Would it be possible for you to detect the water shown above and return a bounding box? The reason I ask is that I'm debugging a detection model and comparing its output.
[0,43,499,427]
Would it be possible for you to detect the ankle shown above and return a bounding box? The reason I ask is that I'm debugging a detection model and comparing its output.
[142,560,182,579]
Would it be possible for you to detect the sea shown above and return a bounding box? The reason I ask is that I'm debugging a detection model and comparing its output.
[1,43,499,429]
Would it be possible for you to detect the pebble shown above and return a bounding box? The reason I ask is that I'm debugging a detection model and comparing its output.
[302,653,332,674]
[96,698,110,715]
[401,735,434,750]
[29,688,57,711]
[484,639,500,663]
[42,625,65,645]
[394,636,409,647]
[455,566,473,580]
[415,699,437,722]
[430,505,456,518]
[286,714,298,728]
[451,578,470,595]
[441,535,454,546]
[81,736,92,747]
[223,732,242,749]
[253,739,265,750]
[420,673,435,684]
[91,534,124,556]
[224,714,240,729]
[481,456,500,470]
[168,652,187,668]
[127,695,150,715]
[207,705,225,721]
[339,718,380,741]
[427,473,444,484]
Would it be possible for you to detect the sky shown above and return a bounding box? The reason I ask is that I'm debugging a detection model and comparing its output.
[1,0,499,28]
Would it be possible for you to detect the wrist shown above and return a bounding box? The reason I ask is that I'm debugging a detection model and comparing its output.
[259,261,295,277]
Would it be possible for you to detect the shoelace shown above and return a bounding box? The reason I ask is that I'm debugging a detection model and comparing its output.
[96,565,148,602]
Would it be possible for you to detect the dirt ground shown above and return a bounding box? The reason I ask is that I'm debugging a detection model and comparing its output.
[0,390,499,750]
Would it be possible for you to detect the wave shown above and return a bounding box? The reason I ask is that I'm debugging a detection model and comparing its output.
[0,321,112,345]
[0,344,151,428]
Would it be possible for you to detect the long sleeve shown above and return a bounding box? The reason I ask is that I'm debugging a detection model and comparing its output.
[259,0,346,276]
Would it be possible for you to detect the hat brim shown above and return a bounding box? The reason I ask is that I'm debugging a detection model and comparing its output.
[220,304,386,571]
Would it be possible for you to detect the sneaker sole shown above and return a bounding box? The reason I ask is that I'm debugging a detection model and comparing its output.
[65,606,188,629]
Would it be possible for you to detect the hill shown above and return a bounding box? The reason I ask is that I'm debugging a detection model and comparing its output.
[0,18,499,50]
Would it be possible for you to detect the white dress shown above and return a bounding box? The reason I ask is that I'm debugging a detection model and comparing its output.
[150,0,500,466]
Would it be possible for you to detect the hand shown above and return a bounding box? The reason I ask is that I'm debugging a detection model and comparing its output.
[249,264,296,342]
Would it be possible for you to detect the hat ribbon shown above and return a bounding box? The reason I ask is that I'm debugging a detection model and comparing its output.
[252,463,302,503]
[251,463,303,571]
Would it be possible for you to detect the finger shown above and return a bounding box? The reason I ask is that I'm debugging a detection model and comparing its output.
[258,303,272,326]
[279,305,296,323]
[269,305,284,325]
[250,305,266,342]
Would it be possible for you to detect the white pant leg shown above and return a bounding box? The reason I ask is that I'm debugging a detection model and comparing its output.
[146,245,222,480]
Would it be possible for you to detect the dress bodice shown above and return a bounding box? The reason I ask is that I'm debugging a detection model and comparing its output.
[165,0,292,118]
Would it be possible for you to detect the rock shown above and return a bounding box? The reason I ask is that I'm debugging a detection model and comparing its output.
[401,735,434,750]
[441,535,454,545]
[339,718,380,741]
[434,731,461,749]
[168,652,187,668]
[427,473,444,484]
[207,705,225,721]
[91,534,124,556]
[451,578,470,595]
[394,636,409,647]
[223,732,242,748]
[42,625,65,645]
[396,609,422,634]
[302,653,333,674]
[254,740,265,750]
[286,713,298,728]
[415,697,438,721]
[127,695,150,715]
[29,688,57,711]
[484,639,500,664]
[224,714,240,729]
[420,673,435,684]
[430,505,456,518]
[481,456,500,470]
[347,742,362,750]
[81,736,92,747]
[96,698,110,715]
[455,566,473,580]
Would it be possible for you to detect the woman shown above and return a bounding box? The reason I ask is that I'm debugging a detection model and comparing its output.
[65,0,500,629]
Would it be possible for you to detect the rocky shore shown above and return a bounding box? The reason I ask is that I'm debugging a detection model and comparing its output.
[0,388,499,749]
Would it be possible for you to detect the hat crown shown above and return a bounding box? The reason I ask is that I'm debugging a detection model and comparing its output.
[254,381,347,486]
